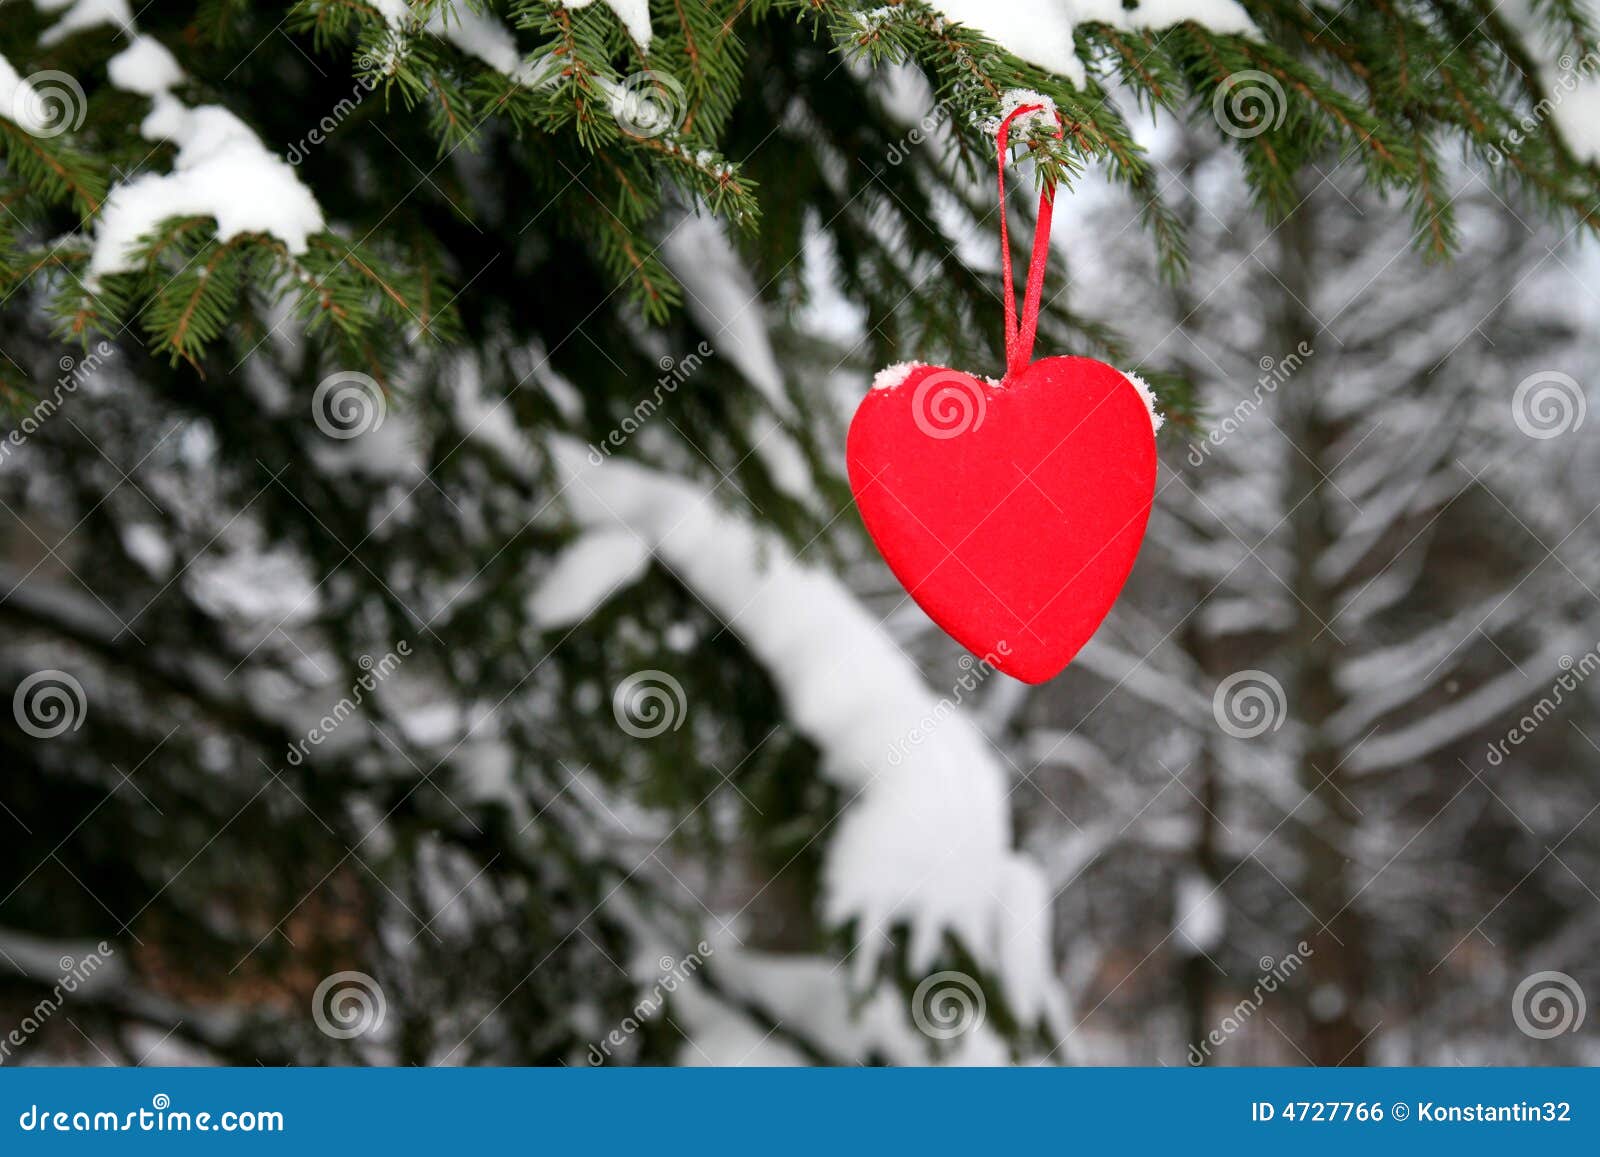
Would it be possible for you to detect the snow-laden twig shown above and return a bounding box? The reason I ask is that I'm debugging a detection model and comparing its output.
[83,29,324,283]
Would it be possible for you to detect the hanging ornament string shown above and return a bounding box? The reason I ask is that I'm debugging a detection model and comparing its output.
[995,104,1066,381]
[846,103,1156,686]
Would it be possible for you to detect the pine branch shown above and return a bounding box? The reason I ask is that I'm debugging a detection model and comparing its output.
[0,119,105,216]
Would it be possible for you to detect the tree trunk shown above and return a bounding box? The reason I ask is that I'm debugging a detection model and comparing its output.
[1279,190,1372,1066]
[1181,620,1223,1063]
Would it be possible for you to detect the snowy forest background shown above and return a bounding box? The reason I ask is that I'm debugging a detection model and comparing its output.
[3,0,1600,1067]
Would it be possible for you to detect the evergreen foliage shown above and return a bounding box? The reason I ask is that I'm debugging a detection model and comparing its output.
[2,0,1599,1065]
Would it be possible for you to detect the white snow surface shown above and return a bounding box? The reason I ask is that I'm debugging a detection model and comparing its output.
[0,53,52,135]
[872,361,925,391]
[374,3,662,142]
[120,522,173,577]
[372,0,557,87]
[987,88,1059,137]
[561,0,654,49]
[1172,869,1225,954]
[868,360,1164,432]
[36,0,133,46]
[1120,367,1167,432]
[529,529,652,627]
[543,436,1064,1034]
[930,0,1256,87]
[105,34,181,94]
[88,30,325,282]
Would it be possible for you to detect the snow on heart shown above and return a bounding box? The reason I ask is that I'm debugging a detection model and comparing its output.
[871,358,1165,433]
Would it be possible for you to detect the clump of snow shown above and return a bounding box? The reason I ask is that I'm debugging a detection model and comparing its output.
[935,1,1083,87]
[931,0,1256,89]
[872,361,926,391]
[1119,367,1166,433]
[434,6,529,78]
[363,0,563,87]
[383,0,647,83]
[561,0,654,49]
[985,88,1058,137]
[90,109,325,280]
[36,0,134,47]
[870,362,1003,392]
[120,522,173,578]
[451,354,541,470]
[0,54,53,135]
[306,404,424,478]
[88,32,325,282]
[370,0,558,87]
[106,34,183,95]
[1172,869,1225,955]
[529,530,652,626]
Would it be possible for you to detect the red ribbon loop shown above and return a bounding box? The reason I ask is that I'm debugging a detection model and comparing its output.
[995,104,1064,381]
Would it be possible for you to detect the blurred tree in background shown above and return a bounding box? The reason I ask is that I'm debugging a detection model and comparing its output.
[1020,137,1600,1065]
[2,0,1599,1066]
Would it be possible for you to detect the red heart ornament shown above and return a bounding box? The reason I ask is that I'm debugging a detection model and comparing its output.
[847,357,1157,684]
